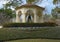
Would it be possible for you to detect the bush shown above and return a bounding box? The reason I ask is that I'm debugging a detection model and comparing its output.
[0,27,60,41]
[3,22,58,27]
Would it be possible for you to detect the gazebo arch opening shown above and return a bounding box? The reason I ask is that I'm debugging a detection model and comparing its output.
[26,10,34,23]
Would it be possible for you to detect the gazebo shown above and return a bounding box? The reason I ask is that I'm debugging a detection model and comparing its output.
[15,4,45,23]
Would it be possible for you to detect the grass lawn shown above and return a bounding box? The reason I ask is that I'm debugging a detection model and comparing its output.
[5,39,60,42]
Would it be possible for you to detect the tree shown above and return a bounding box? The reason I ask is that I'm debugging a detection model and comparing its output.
[26,0,40,4]
[3,0,23,9]
[0,8,15,25]
[52,8,58,19]
[53,0,57,4]
[52,0,60,19]
[4,0,42,9]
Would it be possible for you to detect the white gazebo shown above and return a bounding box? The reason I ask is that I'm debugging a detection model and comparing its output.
[15,4,45,23]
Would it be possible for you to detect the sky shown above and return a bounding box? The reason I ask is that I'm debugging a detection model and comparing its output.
[37,0,56,14]
[0,0,56,14]
[0,0,9,8]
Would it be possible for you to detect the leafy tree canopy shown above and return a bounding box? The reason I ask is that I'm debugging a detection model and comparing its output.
[53,0,57,4]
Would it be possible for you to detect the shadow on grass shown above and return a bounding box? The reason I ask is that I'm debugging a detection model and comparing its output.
[0,40,4,42]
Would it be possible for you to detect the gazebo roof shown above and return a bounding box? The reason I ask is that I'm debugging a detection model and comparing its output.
[15,4,45,10]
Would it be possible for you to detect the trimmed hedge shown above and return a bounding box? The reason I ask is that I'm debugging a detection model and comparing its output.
[0,27,60,41]
[3,22,58,27]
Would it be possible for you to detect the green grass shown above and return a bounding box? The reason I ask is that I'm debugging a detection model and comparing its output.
[0,27,60,41]
[5,39,60,42]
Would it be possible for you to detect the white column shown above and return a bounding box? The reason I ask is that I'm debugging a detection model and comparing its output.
[34,14,37,23]
[16,11,20,23]
[22,13,26,23]
[34,10,37,23]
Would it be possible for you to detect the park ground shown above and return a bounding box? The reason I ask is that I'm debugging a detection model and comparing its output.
[5,39,60,42]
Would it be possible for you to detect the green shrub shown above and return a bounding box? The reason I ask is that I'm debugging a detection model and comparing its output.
[0,27,60,41]
[3,22,58,27]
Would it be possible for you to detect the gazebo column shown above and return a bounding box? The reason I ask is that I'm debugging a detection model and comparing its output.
[16,11,20,23]
[22,13,26,23]
[34,14,37,23]
[34,11,37,23]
